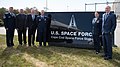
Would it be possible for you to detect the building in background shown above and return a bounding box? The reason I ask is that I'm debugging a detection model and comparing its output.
[113,0,120,20]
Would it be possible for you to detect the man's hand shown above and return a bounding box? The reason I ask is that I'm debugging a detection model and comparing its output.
[99,35,102,37]
[6,28,8,30]
[27,27,29,30]
[110,32,112,35]
[16,28,19,30]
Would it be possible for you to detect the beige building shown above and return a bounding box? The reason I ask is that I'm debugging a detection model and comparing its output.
[113,0,120,20]
[114,0,120,47]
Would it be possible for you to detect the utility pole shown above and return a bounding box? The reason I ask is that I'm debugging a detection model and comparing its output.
[95,3,96,11]
[85,3,86,11]
[106,0,108,5]
[44,0,48,12]
[46,0,48,11]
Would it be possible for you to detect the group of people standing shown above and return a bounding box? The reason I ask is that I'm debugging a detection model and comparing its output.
[3,7,51,47]
[3,5,117,60]
[92,6,117,60]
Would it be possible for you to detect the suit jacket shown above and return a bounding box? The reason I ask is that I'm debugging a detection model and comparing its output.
[3,12,16,29]
[16,14,27,30]
[92,17,102,35]
[102,12,117,34]
[26,14,37,30]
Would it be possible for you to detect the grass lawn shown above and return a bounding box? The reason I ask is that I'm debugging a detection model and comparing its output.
[0,34,120,67]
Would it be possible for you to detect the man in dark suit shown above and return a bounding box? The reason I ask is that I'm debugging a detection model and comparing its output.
[102,6,117,60]
[36,10,47,46]
[92,12,102,54]
[16,9,27,45]
[3,7,16,47]
[27,9,37,46]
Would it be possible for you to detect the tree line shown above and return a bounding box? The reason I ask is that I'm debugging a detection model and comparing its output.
[0,7,39,26]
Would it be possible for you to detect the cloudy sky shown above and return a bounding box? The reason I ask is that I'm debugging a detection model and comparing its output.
[0,0,115,12]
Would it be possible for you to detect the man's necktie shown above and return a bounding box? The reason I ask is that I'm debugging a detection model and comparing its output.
[32,15,35,20]
[104,14,108,21]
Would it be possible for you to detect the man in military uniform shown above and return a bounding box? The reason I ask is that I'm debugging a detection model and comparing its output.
[16,9,27,45]
[27,9,37,46]
[3,7,16,47]
[36,10,47,46]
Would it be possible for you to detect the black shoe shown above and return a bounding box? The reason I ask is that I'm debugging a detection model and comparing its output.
[19,43,22,46]
[96,52,100,54]
[7,45,13,48]
[39,45,42,47]
[32,43,34,46]
[112,45,117,47]
[24,42,27,45]
[11,44,14,47]
[33,44,35,46]
[44,44,46,46]
[104,57,112,60]
[39,45,42,48]
[33,45,36,47]
[101,55,107,57]
[39,42,42,46]
[11,44,14,46]
[28,44,31,47]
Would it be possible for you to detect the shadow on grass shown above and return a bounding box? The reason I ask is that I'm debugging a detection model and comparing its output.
[0,45,120,66]
[108,49,120,67]
[40,46,120,67]
[33,47,120,67]
[0,47,16,59]
[16,45,54,62]
[0,47,19,66]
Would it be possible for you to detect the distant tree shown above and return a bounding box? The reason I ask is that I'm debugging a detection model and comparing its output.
[0,7,6,20]
[0,7,40,26]
[24,7,39,14]
[25,7,32,14]
[0,7,6,26]
[13,9,19,14]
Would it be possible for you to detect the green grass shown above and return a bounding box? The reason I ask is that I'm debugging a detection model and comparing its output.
[0,34,120,67]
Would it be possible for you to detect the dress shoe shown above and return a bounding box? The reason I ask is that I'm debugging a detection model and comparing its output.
[101,55,107,57]
[104,57,112,60]
[96,52,100,54]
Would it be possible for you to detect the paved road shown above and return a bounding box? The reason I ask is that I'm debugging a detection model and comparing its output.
[0,27,28,35]
[0,27,18,35]
[0,22,120,47]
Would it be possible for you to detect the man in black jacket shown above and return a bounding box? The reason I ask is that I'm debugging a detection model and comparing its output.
[92,12,102,54]
[16,9,27,45]
[3,7,16,47]
[27,9,37,46]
